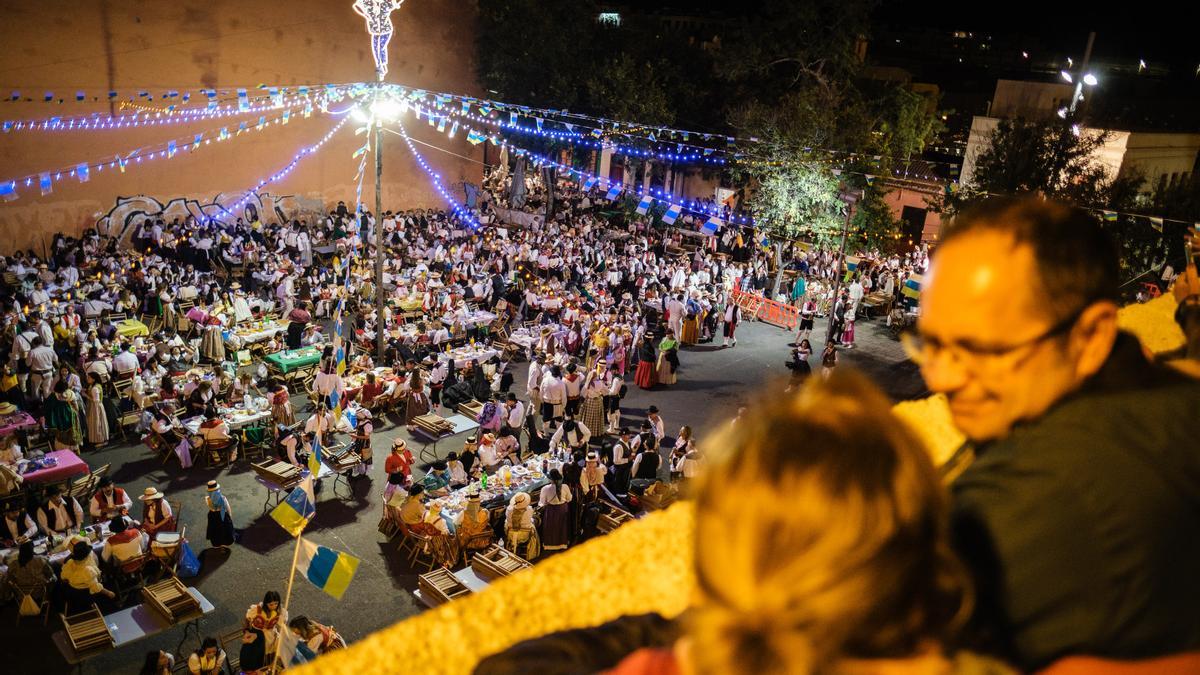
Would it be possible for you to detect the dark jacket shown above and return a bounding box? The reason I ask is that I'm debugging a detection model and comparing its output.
[952,333,1200,669]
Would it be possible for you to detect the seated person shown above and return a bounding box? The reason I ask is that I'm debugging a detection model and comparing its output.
[421,461,451,496]
[198,406,235,458]
[101,515,149,567]
[37,485,85,537]
[60,541,116,608]
[90,476,133,523]
[395,484,426,526]
[187,638,226,675]
[422,502,453,536]
[1,503,37,546]
[454,492,491,546]
[138,487,175,537]
[503,492,538,556]
[446,452,469,488]
[358,372,385,408]
[0,434,23,467]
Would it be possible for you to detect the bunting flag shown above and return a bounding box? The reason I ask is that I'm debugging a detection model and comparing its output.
[509,111,517,125]
[605,185,622,201]
[256,115,266,130]
[661,203,681,225]
[845,255,861,273]
[1101,210,1117,222]
[1149,216,1163,233]
[76,163,89,183]
[589,128,602,138]
[449,120,459,137]
[478,103,492,116]
[582,177,598,191]
[270,86,282,107]
[296,539,360,600]
[0,181,16,202]
[270,476,316,537]
[237,88,249,111]
[635,195,653,215]
[218,127,230,141]
[117,154,127,173]
[535,117,543,132]
[192,133,203,150]
[307,434,324,477]
[206,89,218,111]
[700,216,722,236]
[436,115,446,132]
[461,100,471,115]
[75,91,85,102]
[902,273,925,299]
[282,110,291,125]
[466,129,486,145]
[39,172,52,196]
[167,140,177,158]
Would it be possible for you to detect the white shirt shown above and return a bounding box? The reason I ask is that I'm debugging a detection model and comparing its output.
[538,483,572,507]
[112,350,140,374]
[505,401,526,428]
[38,497,84,535]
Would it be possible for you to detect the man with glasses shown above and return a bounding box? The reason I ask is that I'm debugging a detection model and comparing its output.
[913,197,1200,669]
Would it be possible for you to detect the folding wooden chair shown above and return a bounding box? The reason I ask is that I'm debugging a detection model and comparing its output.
[12,581,52,625]
[220,625,244,674]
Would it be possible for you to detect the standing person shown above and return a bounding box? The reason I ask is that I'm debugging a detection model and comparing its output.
[384,439,414,485]
[722,300,740,348]
[633,337,656,390]
[796,297,817,344]
[577,366,607,438]
[204,481,235,551]
[539,366,567,427]
[269,379,294,426]
[44,380,83,450]
[841,299,857,348]
[538,468,573,551]
[501,393,526,439]
[656,330,679,387]
[607,427,634,496]
[821,340,838,379]
[349,408,373,477]
[241,590,287,672]
[84,372,109,447]
[604,364,625,434]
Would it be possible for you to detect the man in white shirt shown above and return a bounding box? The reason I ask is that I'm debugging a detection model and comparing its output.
[502,393,525,437]
[112,343,140,376]
[38,486,84,536]
[101,516,149,565]
[538,366,567,426]
[27,336,58,401]
[549,418,590,454]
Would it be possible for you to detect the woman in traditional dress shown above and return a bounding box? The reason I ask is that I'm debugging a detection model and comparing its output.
[403,369,430,430]
[45,380,83,450]
[84,372,110,446]
[538,468,573,551]
[656,330,679,387]
[578,366,607,438]
[454,492,492,557]
[198,310,225,364]
[286,616,346,658]
[241,590,287,672]
[504,492,540,560]
[268,379,294,426]
[633,336,656,390]
[204,481,235,550]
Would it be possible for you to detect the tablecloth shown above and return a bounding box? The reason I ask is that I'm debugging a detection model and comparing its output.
[116,319,150,338]
[20,450,90,484]
[264,347,323,374]
[437,347,499,366]
[0,411,38,437]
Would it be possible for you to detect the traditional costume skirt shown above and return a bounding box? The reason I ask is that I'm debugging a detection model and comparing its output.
[656,354,677,386]
[841,320,855,344]
[578,396,605,437]
[200,325,225,363]
[404,393,430,425]
[85,394,109,445]
[271,400,295,426]
[680,316,699,344]
[634,359,656,389]
[206,508,235,547]
[540,501,571,550]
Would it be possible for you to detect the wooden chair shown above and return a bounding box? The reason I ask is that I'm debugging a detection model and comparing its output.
[12,581,52,625]
[108,311,128,323]
[139,312,162,334]
[398,521,437,573]
[149,525,186,580]
[239,424,272,463]
[110,553,151,605]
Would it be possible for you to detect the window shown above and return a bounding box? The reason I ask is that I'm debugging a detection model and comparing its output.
[598,12,621,27]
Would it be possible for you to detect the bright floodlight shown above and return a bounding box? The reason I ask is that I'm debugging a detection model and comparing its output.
[1057,107,1068,119]
[371,98,403,121]
[1082,73,1098,86]
[1060,70,1073,83]
[350,106,370,123]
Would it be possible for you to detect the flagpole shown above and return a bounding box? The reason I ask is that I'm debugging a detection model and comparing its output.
[283,531,303,615]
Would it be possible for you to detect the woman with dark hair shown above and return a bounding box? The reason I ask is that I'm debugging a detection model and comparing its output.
[139,650,174,675]
[44,379,83,449]
[538,468,573,551]
[287,615,347,656]
[0,540,55,604]
[633,337,656,390]
[242,590,287,671]
[187,637,225,675]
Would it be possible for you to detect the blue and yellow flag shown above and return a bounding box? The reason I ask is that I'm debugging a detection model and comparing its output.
[270,476,316,537]
[297,539,360,600]
[308,435,324,477]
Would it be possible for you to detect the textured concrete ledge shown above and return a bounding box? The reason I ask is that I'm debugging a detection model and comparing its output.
[297,294,1185,675]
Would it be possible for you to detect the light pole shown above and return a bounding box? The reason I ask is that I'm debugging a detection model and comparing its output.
[1062,32,1098,115]
[373,78,387,360]
[825,189,859,346]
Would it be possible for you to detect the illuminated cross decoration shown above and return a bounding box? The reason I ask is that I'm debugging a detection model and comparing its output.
[353,0,405,79]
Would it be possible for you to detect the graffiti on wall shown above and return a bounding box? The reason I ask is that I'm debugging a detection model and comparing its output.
[96,191,326,244]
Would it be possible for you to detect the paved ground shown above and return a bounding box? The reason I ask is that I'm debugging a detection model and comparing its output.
[9,312,922,674]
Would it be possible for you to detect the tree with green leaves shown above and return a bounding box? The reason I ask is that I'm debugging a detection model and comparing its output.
[943,117,1142,215]
[744,160,845,295]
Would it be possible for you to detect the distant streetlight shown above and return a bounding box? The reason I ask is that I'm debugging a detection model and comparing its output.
[1060,70,1073,83]
[1082,73,1098,86]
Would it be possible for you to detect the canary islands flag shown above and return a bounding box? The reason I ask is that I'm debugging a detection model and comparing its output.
[297,539,360,600]
[582,176,598,191]
[845,255,861,272]
[270,476,316,537]
[661,203,681,225]
[308,435,324,477]
[636,195,653,215]
[605,185,622,201]
[902,273,924,300]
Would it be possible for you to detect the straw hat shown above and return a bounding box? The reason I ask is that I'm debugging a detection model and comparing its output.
[139,487,164,501]
[0,402,17,415]
[509,492,531,508]
[206,480,220,492]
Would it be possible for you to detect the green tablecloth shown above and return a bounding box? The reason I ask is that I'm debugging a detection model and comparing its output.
[264,347,322,374]
[116,319,150,337]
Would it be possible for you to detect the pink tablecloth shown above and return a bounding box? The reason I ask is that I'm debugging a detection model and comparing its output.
[21,450,90,485]
[0,411,37,437]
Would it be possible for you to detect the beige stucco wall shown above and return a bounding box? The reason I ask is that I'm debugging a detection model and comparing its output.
[0,0,483,253]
